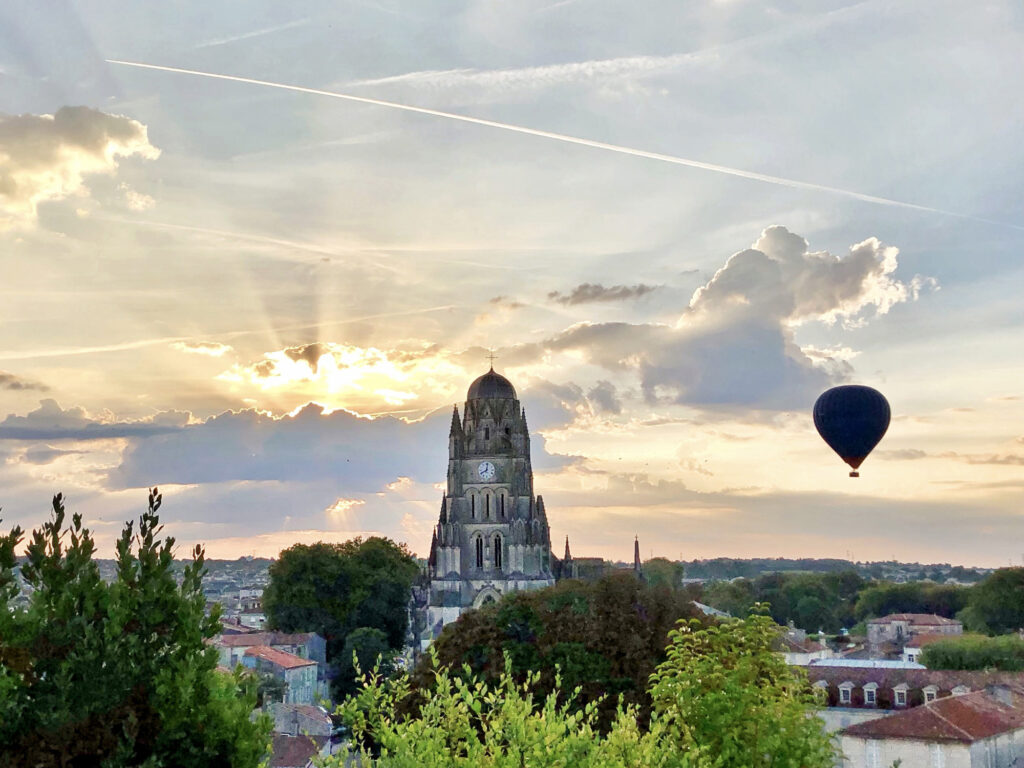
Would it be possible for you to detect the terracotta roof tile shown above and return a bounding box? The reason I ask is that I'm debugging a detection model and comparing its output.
[215,631,318,648]
[842,687,1024,743]
[244,645,317,670]
[270,734,326,767]
[867,613,961,626]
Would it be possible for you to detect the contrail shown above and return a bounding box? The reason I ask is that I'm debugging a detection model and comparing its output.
[107,59,1024,230]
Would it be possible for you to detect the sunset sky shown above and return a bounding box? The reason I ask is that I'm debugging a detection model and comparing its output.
[2,0,1022,567]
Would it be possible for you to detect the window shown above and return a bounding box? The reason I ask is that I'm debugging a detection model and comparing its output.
[494,535,502,571]
[471,495,475,519]
[505,427,510,436]
[924,686,938,704]
[475,537,483,569]
[865,687,877,706]
[500,494,505,517]
[895,688,907,707]
[839,686,852,704]
[485,494,490,519]
[485,427,489,440]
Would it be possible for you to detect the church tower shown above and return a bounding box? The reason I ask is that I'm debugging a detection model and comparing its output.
[423,368,554,645]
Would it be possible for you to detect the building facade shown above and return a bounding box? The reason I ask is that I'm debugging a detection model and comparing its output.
[423,368,554,646]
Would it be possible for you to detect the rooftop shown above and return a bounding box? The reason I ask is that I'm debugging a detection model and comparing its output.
[467,369,517,400]
[215,631,318,648]
[842,686,1024,743]
[867,613,961,626]
[244,645,317,670]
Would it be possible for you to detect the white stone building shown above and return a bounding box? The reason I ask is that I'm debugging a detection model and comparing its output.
[423,368,554,647]
[840,685,1024,768]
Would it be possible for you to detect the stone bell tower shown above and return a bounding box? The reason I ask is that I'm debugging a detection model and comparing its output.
[423,367,553,646]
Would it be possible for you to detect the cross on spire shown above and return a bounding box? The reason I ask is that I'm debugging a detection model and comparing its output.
[486,349,498,370]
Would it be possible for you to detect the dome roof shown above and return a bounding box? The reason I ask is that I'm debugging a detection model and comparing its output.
[467,369,517,400]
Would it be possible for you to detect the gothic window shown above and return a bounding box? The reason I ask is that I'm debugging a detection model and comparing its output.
[485,427,490,440]
[485,494,490,519]
[494,534,502,571]
[500,494,505,518]
[471,494,476,519]
[475,537,483,569]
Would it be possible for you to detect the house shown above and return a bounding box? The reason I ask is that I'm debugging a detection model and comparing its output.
[839,685,1024,767]
[213,630,329,700]
[902,633,951,664]
[807,665,1024,735]
[264,702,333,738]
[268,734,329,768]
[867,614,961,657]
[243,646,319,705]
[779,627,833,666]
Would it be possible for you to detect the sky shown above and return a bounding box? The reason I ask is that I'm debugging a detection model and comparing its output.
[1,0,1022,567]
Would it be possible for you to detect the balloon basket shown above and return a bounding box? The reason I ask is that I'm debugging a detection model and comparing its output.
[849,471,859,478]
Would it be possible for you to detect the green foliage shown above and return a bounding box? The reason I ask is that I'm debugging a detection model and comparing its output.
[853,581,970,622]
[642,558,684,589]
[257,672,289,705]
[648,608,835,768]
[413,573,700,730]
[336,627,396,698]
[0,491,270,767]
[330,611,836,768]
[262,536,418,693]
[701,570,866,631]
[960,568,1024,635]
[921,634,1024,671]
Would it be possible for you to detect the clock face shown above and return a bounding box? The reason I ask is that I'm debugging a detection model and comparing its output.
[477,461,496,481]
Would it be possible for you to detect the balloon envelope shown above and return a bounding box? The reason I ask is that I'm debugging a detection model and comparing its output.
[813,385,890,474]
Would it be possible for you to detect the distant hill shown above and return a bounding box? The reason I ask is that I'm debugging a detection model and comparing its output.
[681,558,989,583]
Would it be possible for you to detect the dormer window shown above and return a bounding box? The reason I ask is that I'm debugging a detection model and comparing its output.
[839,682,853,705]
[923,686,938,704]
[864,683,878,706]
[894,684,909,707]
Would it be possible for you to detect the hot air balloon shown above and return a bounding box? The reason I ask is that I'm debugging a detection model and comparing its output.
[813,385,890,477]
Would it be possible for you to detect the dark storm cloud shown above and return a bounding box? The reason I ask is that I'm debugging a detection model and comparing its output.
[0,399,187,440]
[283,342,331,372]
[548,283,658,305]
[0,371,48,391]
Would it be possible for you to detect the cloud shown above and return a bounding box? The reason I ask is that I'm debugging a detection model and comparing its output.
[0,371,48,391]
[548,283,658,305]
[0,106,160,229]
[170,341,233,357]
[17,446,85,465]
[0,399,187,441]
[587,380,622,415]
[506,226,931,411]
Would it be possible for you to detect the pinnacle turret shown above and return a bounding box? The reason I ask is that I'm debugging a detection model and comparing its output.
[449,405,462,436]
[564,535,571,561]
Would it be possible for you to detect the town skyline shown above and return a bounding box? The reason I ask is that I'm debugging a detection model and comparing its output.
[1,1,1023,567]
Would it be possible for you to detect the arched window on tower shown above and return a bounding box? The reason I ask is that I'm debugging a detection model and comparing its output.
[475,536,483,569]
[471,494,476,519]
[494,534,502,571]
[485,494,490,519]
[485,427,490,440]
[500,493,505,518]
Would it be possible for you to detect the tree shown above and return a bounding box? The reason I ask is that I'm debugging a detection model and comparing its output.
[921,634,1024,671]
[262,537,418,695]
[336,627,396,699]
[701,579,754,617]
[0,490,270,767]
[330,610,836,768]
[960,568,1024,635]
[410,573,702,730]
[643,558,684,589]
[853,581,970,622]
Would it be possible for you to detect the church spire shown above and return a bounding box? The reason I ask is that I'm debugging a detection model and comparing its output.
[633,535,642,574]
[449,405,462,436]
[564,535,571,561]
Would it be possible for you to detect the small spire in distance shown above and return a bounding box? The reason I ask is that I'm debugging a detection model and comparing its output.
[634,535,641,572]
[564,535,572,561]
